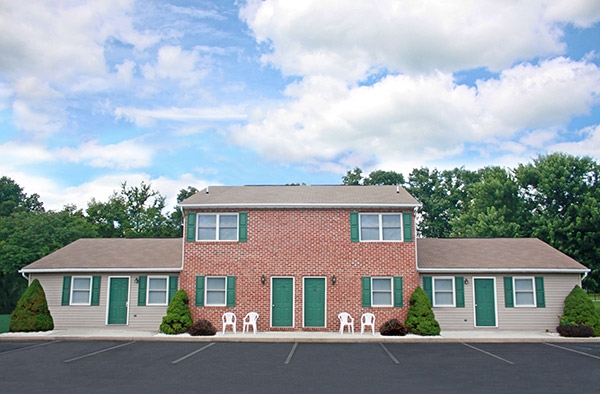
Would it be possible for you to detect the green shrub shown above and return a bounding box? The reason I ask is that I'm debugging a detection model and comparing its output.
[9,279,54,332]
[379,318,407,336]
[404,286,440,336]
[558,285,600,337]
[159,289,193,335]
[188,319,217,336]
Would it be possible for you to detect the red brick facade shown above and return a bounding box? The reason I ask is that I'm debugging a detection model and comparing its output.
[180,208,419,332]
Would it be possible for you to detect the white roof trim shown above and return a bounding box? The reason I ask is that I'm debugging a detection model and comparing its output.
[179,202,422,209]
[20,267,182,274]
[417,268,589,274]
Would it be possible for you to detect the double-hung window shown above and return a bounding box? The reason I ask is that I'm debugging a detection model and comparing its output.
[147,276,168,305]
[360,214,401,241]
[71,276,92,305]
[514,277,535,307]
[206,277,227,306]
[371,277,393,306]
[433,277,455,307]
[197,213,238,241]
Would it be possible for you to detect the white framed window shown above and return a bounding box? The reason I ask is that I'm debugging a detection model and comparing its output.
[147,276,168,305]
[197,213,238,241]
[205,276,227,306]
[371,277,393,307]
[514,277,536,307]
[433,277,455,307]
[71,276,92,305]
[360,214,402,241]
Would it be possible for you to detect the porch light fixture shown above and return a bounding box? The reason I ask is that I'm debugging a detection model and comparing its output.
[464,278,469,285]
[331,276,337,285]
[134,277,139,284]
[261,275,266,285]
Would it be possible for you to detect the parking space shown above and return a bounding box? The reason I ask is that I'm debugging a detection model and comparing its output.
[0,341,599,393]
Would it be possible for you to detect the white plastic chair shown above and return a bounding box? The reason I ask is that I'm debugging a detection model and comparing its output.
[243,312,259,334]
[360,312,376,335]
[222,312,237,334]
[338,312,354,334]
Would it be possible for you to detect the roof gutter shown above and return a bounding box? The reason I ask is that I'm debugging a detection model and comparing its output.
[19,267,183,274]
[417,268,590,274]
[178,202,422,209]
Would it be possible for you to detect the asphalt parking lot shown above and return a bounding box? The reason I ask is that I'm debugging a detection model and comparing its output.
[1,340,599,394]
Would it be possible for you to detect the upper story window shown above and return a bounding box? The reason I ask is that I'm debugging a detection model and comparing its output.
[198,213,238,241]
[360,213,402,241]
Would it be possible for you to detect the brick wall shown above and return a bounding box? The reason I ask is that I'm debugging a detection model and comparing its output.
[180,208,419,332]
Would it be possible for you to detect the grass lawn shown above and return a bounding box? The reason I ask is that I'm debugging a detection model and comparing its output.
[0,314,10,333]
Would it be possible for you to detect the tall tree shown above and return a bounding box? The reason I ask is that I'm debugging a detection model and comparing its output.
[169,186,199,237]
[86,181,177,238]
[363,170,405,186]
[0,176,44,216]
[342,168,363,185]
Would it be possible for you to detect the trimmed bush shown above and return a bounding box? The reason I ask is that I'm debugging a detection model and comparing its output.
[556,324,595,338]
[558,285,600,337]
[404,286,440,336]
[188,319,217,336]
[379,318,407,336]
[9,279,54,332]
[159,289,193,335]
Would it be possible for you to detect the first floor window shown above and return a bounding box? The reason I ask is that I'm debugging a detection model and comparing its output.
[371,277,393,306]
[433,277,455,307]
[147,276,168,305]
[71,277,92,305]
[206,277,227,306]
[514,278,535,306]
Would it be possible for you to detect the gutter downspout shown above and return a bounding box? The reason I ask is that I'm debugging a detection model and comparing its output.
[19,270,30,284]
[179,206,185,272]
[414,206,419,277]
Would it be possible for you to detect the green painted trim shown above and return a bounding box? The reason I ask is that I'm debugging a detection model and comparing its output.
[350,212,359,242]
[423,276,433,303]
[195,276,205,306]
[61,276,72,306]
[455,277,465,308]
[226,276,236,306]
[238,212,248,242]
[402,212,413,242]
[393,276,403,307]
[91,276,101,306]
[362,276,371,307]
[535,277,545,308]
[137,275,147,306]
[186,212,196,242]
[504,276,514,307]
[168,276,178,303]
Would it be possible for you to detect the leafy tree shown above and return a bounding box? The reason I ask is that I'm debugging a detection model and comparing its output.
[159,289,193,334]
[342,167,363,185]
[451,166,529,238]
[404,286,440,336]
[407,167,480,238]
[0,176,44,216]
[363,170,405,185]
[168,186,199,237]
[86,181,178,238]
[515,153,600,291]
[9,279,54,332]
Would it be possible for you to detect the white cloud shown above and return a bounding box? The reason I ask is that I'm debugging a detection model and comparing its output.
[142,45,209,86]
[11,77,65,134]
[58,138,155,170]
[240,0,579,79]
[544,0,600,28]
[233,57,600,170]
[115,105,247,127]
[549,124,600,158]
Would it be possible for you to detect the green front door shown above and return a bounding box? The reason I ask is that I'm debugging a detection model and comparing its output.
[474,278,496,327]
[304,278,325,327]
[272,278,293,327]
[108,277,129,325]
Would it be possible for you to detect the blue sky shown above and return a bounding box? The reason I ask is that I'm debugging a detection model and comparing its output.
[1,0,599,211]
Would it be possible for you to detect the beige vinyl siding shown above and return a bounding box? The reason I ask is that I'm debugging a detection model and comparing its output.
[31,273,178,331]
[424,274,583,332]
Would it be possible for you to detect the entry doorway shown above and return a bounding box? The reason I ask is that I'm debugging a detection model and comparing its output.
[107,277,129,325]
[303,277,326,327]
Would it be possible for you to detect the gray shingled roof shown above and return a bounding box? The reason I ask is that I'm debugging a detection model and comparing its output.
[20,238,182,273]
[417,238,589,273]
[179,185,421,208]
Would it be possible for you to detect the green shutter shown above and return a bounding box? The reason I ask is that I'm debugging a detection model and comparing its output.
[186,212,196,242]
[350,212,360,242]
[393,276,403,307]
[504,277,514,307]
[137,275,147,306]
[423,276,433,303]
[195,276,205,306]
[238,212,248,242]
[91,276,101,306]
[455,277,465,308]
[402,212,413,242]
[168,276,178,303]
[61,276,72,306]
[226,276,236,307]
[535,277,545,308]
[362,277,371,307]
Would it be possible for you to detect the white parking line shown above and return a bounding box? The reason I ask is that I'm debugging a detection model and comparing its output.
[0,340,61,355]
[462,343,515,365]
[63,341,135,363]
[379,343,400,365]
[172,343,216,364]
[285,342,298,365]
[544,342,600,360]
